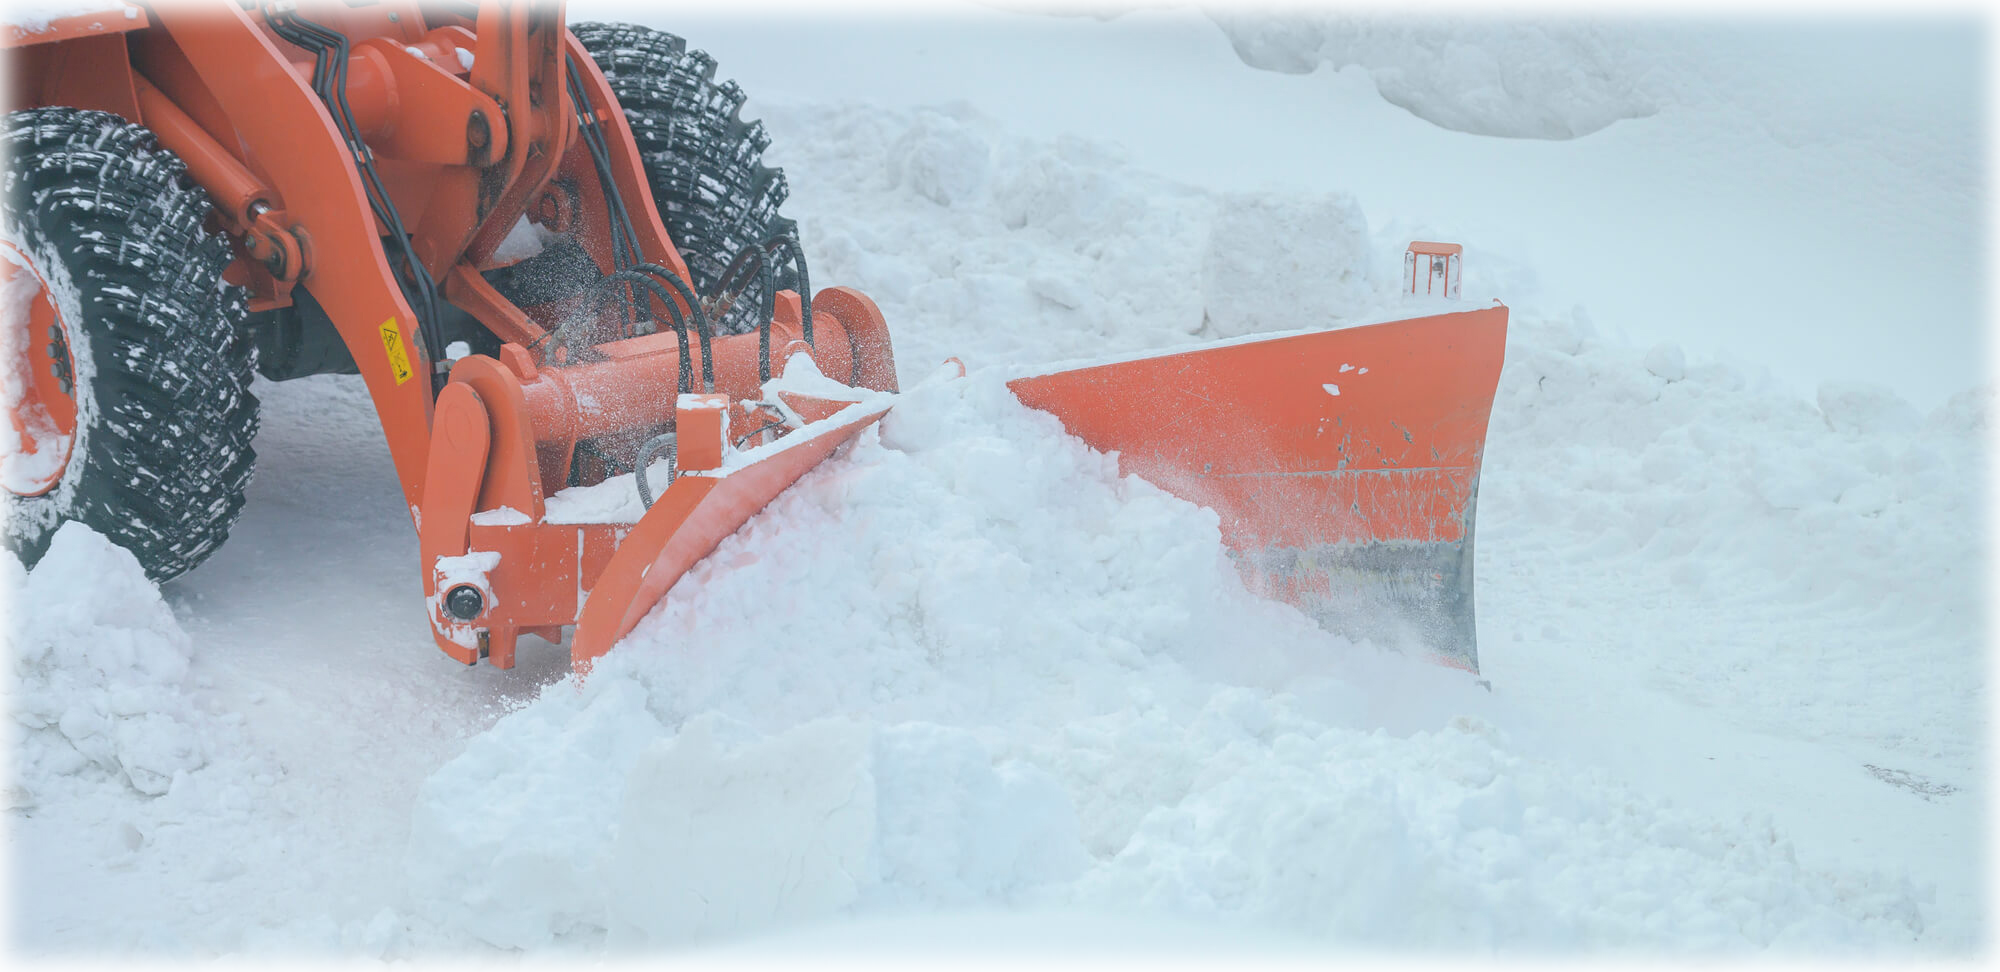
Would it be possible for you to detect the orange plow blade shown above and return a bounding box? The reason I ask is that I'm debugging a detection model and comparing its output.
[568,395,894,670]
[1008,303,1509,672]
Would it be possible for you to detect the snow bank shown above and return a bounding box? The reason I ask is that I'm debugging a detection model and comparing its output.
[1204,13,1663,140]
[763,102,1407,380]
[1482,312,1988,773]
[648,912,1464,972]
[5,522,207,799]
[407,371,1935,953]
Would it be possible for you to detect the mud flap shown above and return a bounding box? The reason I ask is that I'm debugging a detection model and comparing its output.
[1008,304,1508,672]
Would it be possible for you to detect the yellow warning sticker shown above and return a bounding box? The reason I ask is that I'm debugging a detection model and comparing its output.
[378,317,413,385]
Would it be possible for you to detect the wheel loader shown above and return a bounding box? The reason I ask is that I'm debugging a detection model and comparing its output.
[0,1,1508,673]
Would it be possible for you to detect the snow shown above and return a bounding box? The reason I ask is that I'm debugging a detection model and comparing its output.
[6,523,211,798]
[1207,14,1660,140]
[468,505,531,527]
[488,215,558,265]
[628,4,1981,407]
[4,4,1988,960]
[5,0,130,34]
[632,912,1464,972]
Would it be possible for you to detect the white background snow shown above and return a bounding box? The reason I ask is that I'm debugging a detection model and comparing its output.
[3,0,1990,959]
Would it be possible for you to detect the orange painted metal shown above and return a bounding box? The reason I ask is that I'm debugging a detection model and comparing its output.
[348,37,507,167]
[419,383,493,665]
[515,292,871,445]
[147,1,439,517]
[412,292,894,668]
[0,242,79,497]
[441,1,571,273]
[569,396,895,670]
[1406,241,1463,299]
[3,28,140,120]
[1008,304,1509,669]
[130,72,269,225]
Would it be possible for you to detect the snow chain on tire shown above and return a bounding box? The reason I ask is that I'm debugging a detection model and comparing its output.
[2,107,259,582]
[573,22,794,336]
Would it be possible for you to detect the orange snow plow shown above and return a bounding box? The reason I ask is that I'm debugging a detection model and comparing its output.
[1,1,1507,675]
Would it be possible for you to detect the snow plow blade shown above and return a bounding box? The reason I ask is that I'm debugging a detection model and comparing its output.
[1008,303,1509,672]
[569,394,895,670]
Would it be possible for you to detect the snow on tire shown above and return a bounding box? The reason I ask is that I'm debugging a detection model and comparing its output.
[2,108,259,582]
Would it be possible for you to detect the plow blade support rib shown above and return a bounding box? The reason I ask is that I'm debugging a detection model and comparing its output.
[1008,304,1508,672]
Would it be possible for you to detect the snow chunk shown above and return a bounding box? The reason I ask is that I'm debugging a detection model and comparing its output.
[1644,342,1686,381]
[6,523,206,796]
[1202,192,1377,337]
[489,215,558,265]
[1926,385,1992,434]
[636,916,1456,972]
[469,506,532,526]
[1816,380,1921,436]
[886,108,992,207]
[603,717,1085,945]
[763,352,864,400]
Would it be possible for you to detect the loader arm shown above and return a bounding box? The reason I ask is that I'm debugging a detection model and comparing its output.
[142,1,442,515]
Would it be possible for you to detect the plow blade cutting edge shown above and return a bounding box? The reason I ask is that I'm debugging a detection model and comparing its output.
[571,302,1508,674]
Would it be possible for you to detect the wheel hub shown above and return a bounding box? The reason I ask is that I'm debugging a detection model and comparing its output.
[2,241,79,497]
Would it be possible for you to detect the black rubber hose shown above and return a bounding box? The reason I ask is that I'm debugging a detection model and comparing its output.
[592,270,696,394]
[763,227,811,347]
[713,242,779,382]
[633,432,677,508]
[630,263,713,392]
[266,6,446,364]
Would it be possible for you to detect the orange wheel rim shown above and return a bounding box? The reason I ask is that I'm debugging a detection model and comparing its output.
[2,241,79,497]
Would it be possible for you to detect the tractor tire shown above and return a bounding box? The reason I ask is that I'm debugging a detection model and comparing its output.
[2,107,259,582]
[573,22,793,335]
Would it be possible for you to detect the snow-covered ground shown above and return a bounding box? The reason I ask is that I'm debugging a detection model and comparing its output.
[5,4,1989,959]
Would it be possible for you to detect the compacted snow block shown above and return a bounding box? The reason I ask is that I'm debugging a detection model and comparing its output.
[5,521,206,797]
[409,706,1086,949]
[603,717,1086,945]
[1201,192,1377,337]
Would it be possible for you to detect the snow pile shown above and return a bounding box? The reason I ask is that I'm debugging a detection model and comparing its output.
[1481,312,1988,775]
[960,0,1664,139]
[5,522,209,799]
[774,102,1398,377]
[640,912,1456,972]
[406,372,1935,953]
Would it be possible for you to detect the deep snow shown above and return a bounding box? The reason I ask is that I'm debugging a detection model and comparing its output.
[4,4,1990,960]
